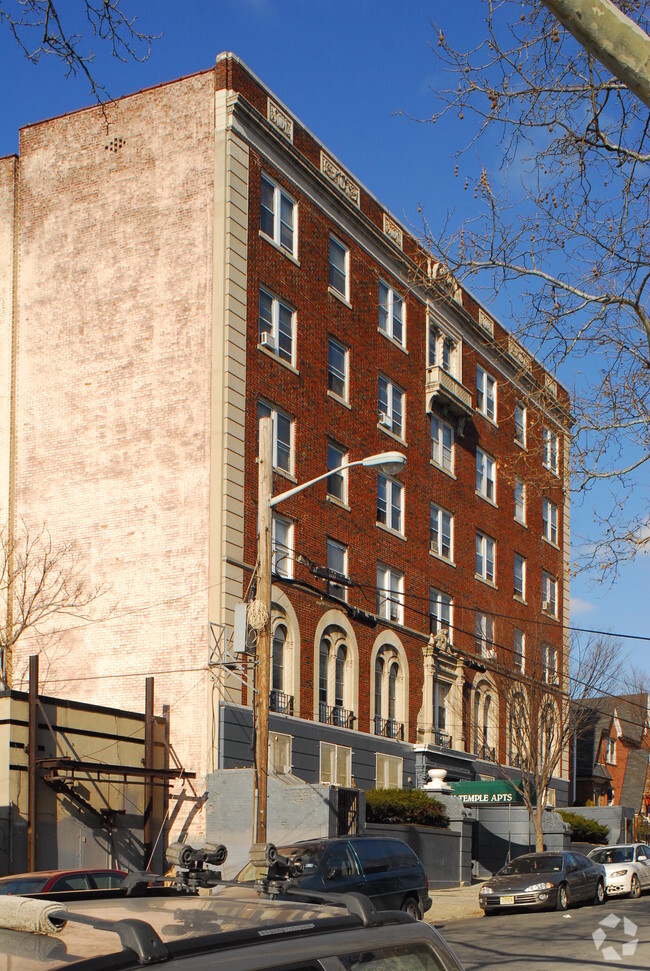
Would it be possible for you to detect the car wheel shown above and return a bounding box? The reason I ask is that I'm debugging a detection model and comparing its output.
[556,883,569,911]
[629,875,641,899]
[401,897,422,920]
[594,879,606,905]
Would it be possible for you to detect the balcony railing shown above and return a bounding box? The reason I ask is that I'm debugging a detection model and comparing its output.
[477,745,496,762]
[374,716,405,740]
[509,753,523,769]
[269,690,294,716]
[425,365,473,421]
[433,730,452,749]
[319,702,355,729]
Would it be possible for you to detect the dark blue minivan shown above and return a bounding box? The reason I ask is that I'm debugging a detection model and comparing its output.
[238,835,431,919]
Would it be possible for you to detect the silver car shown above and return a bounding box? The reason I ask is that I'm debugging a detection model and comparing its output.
[588,843,650,898]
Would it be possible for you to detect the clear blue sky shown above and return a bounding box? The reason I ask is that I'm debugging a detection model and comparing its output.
[1,0,647,675]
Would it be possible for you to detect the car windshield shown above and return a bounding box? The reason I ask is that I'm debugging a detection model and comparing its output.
[280,843,327,872]
[499,855,563,875]
[590,846,634,864]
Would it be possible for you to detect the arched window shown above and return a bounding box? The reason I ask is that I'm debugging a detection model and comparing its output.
[335,645,347,708]
[483,696,491,748]
[388,662,398,721]
[473,693,481,755]
[374,655,384,722]
[372,645,405,740]
[319,637,330,711]
[272,624,286,693]
[317,625,355,729]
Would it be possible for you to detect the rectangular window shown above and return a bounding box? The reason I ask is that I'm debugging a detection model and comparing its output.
[329,235,349,299]
[515,402,527,446]
[428,324,459,378]
[377,474,404,534]
[430,589,452,641]
[272,514,293,578]
[476,365,497,421]
[258,288,295,364]
[514,477,526,524]
[327,336,348,401]
[269,732,292,774]
[430,504,453,561]
[258,400,293,474]
[605,737,616,765]
[376,753,403,789]
[260,174,296,256]
[514,553,526,600]
[327,442,348,503]
[378,375,404,439]
[378,281,404,346]
[320,741,351,786]
[475,532,496,583]
[376,563,404,624]
[475,612,495,658]
[431,415,454,473]
[514,629,525,673]
[543,644,559,685]
[476,448,496,502]
[542,572,558,617]
[543,497,559,545]
[327,538,348,601]
[543,427,559,474]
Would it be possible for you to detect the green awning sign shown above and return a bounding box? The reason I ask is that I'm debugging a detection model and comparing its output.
[449,780,524,805]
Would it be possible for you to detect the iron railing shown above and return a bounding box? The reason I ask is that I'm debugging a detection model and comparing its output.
[374,716,404,740]
[269,690,294,716]
[319,702,354,729]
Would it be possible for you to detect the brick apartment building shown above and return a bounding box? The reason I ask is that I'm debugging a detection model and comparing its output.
[0,53,572,834]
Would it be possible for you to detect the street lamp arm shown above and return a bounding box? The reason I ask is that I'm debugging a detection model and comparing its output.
[269,451,406,508]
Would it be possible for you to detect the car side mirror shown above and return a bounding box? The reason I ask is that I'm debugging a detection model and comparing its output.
[638,855,647,862]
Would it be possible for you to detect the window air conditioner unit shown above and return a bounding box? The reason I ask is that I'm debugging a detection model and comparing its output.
[542,600,550,611]
[378,412,391,429]
[260,332,275,349]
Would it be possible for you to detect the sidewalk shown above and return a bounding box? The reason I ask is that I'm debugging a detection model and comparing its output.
[424,884,484,925]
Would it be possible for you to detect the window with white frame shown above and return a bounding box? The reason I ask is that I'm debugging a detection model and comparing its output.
[542,643,559,684]
[377,473,404,534]
[320,741,351,786]
[258,400,293,474]
[271,624,286,695]
[373,648,403,738]
[327,442,348,503]
[476,365,497,421]
[272,514,293,578]
[514,553,526,600]
[430,504,453,561]
[376,563,404,624]
[378,375,404,438]
[376,753,403,789]
[269,732,292,774]
[327,336,348,401]
[605,737,616,764]
[258,288,295,364]
[378,281,404,346]
[326,538,348,601]
[542,572,558,617]
[476,448,496,502]
[543,426,559,474]
[428,323,460,378]
[514,477,526,524]
[475,531,496,583]
[514,402,527,446]
[430,589,453,641]
[260,174,297,256]
[329,235,349,300]
[543,497,558,545]
[475,611,495,658]
[514,628,525,672]
[430,415,454,473]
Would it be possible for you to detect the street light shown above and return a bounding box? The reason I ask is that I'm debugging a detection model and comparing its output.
[252,416,406,842]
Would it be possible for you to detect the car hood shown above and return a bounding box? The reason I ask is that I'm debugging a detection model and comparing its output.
[599,861,635,873]
[485,871,560,892]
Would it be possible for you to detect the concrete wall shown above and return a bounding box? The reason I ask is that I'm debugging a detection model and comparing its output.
[565,805,635,844]
[470,806,570,877]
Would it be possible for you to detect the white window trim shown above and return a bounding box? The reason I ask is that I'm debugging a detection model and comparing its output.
[376,752,404,789]
[378,375,405,441]
[430,589,453,642]
[542,497,559,547]
[430,414,455,476]
[514,629,525,673]
[476,448,497,505]
[514,477,527,526]
[476,364,497,423]
[475,611,496,659]
[272,513,294,579]
[258,287,296,367]
[377,563,405,625]
[378,280,406,349]
[327,336,349,404]
[475,531,496,585]
[430,504,454,563]
[377,473,405,537]
[542,572,558,619]
[428,317,462,381]
[269,732,292,774]
[327,442,349,506]
[260,173,297,259]
[543,426,560,475]
[327,538,349,602]
[320,740,352,786]
[329,234,350,303]
[258,399,294,477]
[514,402,527,449]
[514,553,526,602]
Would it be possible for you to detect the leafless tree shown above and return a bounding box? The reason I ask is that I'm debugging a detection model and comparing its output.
[486,633,623,850]
[0,0,157,100]
[421,0,650,579]
[0,522,106,688]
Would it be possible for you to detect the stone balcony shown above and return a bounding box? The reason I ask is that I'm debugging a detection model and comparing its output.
[425,365,473,430]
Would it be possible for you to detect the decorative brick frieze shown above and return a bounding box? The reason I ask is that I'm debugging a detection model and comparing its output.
[320,152,360,207]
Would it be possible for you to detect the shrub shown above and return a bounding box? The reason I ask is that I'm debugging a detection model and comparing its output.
[366,788,449,828]
[635,817,650,842]
[558,810,609,845]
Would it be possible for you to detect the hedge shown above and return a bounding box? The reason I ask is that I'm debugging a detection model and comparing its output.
[557,810,610,845]
[366,787,449,828]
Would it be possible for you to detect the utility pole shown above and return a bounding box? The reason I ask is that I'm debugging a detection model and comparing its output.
[253,415,273,844]
[27,654,38,871]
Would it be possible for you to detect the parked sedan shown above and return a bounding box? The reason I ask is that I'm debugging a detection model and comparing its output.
[0,867,126,895]
[479,850,606,913]
[588,843,650,898]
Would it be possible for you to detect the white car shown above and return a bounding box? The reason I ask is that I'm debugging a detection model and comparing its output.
[588,843,650,898]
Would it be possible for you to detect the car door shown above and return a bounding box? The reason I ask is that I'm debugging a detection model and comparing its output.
[564,853,587,901]
[634,845,650,888]
[351,839,401,910]
[320,841,366,896]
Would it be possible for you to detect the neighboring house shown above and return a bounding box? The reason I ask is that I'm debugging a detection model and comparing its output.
[0,54,573,838]
[574,694,650,810]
